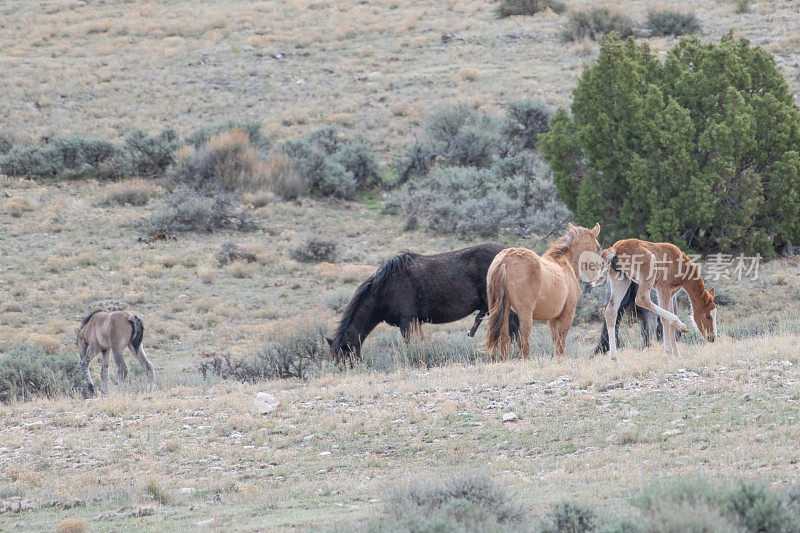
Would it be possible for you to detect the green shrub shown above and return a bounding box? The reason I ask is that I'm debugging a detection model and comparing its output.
[278,126,380,199]
[496,0,566,17]
[381,473,527,532]
[734,0,750,14]
[140,186,254,237]
[123,128,180,178]
[541,33,800,255]
[540,502,598,533]
[389,155,570,237]
[361,334,483,373]
[502,99,552,153]
[633,477,800,533]
[646,10,701,37]
[0,344,85,403]
[198,323,327,381]
[561,8,636,42]
[290,237,337,262]
[0,135,121,180]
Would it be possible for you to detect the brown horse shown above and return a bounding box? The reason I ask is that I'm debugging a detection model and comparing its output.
[484,223,602,359]
[75,310,156,394]
[592,238,717,360]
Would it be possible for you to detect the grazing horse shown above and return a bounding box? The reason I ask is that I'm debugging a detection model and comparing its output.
[327,244,520,365]
[485,223,602,359]
[75,310,156,394]
[594,282,679,354]
[592,239,717,360]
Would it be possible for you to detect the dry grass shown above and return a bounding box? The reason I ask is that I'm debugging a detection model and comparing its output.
[55,518,89,533]
[4,196,32,217]
[1,0,796,158]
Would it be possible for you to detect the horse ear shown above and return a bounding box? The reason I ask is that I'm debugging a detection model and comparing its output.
[568,222,577,231]
[708,288,715,299]
[325,337,334,346]
[74,326,81,337]
[591,223,600,237]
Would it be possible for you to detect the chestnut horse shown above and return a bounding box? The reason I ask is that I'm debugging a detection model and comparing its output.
[592,239,717,360]
[484,223,602,359]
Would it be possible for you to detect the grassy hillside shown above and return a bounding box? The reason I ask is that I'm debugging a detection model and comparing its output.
[2,0,800,531]
[1,0,798,158]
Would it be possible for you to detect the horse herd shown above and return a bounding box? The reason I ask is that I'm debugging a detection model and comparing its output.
[327,223,718,365]
[74,223,718,393]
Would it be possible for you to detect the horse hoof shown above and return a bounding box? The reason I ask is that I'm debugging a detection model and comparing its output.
[676,321,689,333]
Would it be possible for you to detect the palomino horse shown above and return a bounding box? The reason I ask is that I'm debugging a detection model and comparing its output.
[484,223,602,359]
[592,239,717,360]
[75,310,156,394]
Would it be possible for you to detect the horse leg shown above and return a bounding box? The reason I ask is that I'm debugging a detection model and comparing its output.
[549,307,575,357]
[112,342,128,383]
[604,274,630,361]
[99,350,110,394]
[80,346,96,396]
[516,314,532,360]
[657,288,679,357]
[130,342,156,385]
[634,278,688,333]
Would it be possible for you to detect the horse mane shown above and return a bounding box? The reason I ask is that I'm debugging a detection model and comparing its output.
[332,252,417,348]
[80,309,103,329]
[544,226,581,259]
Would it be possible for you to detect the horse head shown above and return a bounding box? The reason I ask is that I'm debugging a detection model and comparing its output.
[692,287,717,342]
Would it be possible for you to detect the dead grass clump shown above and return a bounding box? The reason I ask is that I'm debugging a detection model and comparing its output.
[290,237,337,263]
[5,196,32,217]
[26,333,63,355]
[172,128,270,193]
[198,266,217,284]
[102,178,157,206]
[456,67,480,82]
[227,261,256,279]
[56,518,90,533]
[263,152,307,200]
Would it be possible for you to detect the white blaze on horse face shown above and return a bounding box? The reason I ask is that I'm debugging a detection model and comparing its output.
[711,308,717,338]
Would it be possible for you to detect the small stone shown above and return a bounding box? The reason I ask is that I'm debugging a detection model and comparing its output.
[319,451,331,456]
[502,412,518,422]
[253,392,281,415]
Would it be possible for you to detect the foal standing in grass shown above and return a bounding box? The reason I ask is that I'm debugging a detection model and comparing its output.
[485,223,602,359]
[593,239,717,360]
[75,310,156,394]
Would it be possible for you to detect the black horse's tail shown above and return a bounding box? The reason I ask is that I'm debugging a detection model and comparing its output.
[129,316,144,353]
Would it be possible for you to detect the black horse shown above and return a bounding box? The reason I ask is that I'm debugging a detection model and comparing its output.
[327,244,520,365]
[594,282,679,354]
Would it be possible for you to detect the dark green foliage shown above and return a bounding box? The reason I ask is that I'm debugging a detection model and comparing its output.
[541,33,800,255]
[646,10,701,37]
[290,237,337,262]
[561,8,636,42]
[0,344,85,403]
[198,323,327,381]
[389,154,570,237]
[540,502,598,533]
[377,473,527,532]
[140,186,254,236]
[123,128,181,178]
[496,0,566,17]
[0,135,120,180]
[278,126,381,199]
[725,482,799,533]
[186,121,268,151]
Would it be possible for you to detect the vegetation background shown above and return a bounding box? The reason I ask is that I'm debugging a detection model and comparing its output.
[1,0,800,531]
